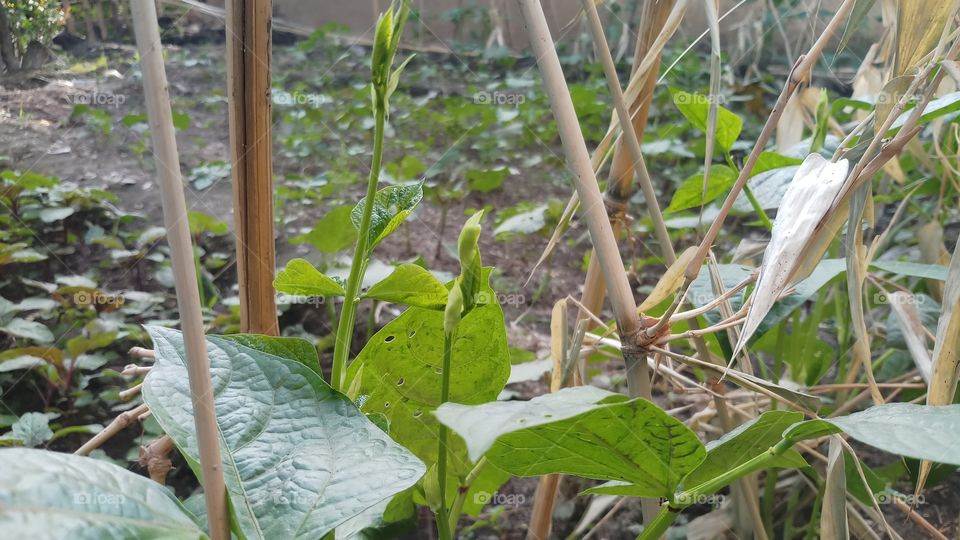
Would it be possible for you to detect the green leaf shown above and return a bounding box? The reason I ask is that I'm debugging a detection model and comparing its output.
[1,318,54,343]
[665,165,737,213]
[292,205,358,253]
[347,299,511,476]
[38,207,75,223]
[171,111,191,130]
[142,326,426,540]
[465,168,509,193]
[188,211,229,236]
[361,263,449,310]
[682,411,808,489]
[785,403,960,466]
[219,334,322,376]
[436,386,706,498]
[870,260,949,281]
[352,183,423,252]
[10,412,53,448]
[670,88,743,153]
[274,258,346,298]
[0,448,207,538]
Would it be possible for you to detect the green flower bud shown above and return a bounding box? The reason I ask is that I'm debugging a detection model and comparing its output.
[457,211,483,312]
[444,282,464,336]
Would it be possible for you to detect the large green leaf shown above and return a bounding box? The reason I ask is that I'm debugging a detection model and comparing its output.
[360,263,448,310]
[142,327,425,540]
[0,448,207,538]
[219,334,321,376]
[352,183,423,252]
[682,410,807,489]
[436,387,707,498]
[670,88,743,153]
[274,258,345,298]
[347,300,510,476]
[784,403,960,466]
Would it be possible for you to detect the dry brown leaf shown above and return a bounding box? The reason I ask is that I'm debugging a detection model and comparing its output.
[638,246,697,312]
[888,291,933,383]
[894,0,957,77]
[820,436,849,540]
[919,236,960,491]
[919,221,950,301]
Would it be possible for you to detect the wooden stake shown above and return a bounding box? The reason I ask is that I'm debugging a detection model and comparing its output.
[227,0,279,335]
[129,2,229,538]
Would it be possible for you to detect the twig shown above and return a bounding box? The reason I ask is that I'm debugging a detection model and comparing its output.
[75,403,149,456]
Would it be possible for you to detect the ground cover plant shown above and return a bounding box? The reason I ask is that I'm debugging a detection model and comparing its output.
[2,0,960,539]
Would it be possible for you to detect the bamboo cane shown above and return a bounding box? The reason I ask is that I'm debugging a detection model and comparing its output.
[227,0,279,335]
[129,2,229,537]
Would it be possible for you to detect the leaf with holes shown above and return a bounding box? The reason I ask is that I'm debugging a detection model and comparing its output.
[142,326,425,540]
[346,295,510,477]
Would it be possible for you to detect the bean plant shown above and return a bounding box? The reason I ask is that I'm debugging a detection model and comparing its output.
[4,1,960,540]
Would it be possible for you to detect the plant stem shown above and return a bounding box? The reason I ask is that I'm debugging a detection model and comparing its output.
[331,105,386,391]
[436,331,455,540]
[637,438,796,540]
[447,456,489,533]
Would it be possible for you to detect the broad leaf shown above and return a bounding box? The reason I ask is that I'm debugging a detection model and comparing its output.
[1,318,54,343]
[274,258,345,298]
[142,327,425,540]
[219,334,322,376]
[0,448,206,538]
[352,183,423,252]
[785,403,960,466]
[682,410,807,489]
[670,88,742,153]
[347,298,510,476]
[361,263,448,310]
[9,412,53,448]
[436,387,707,498]
[465,168,509,193]
[665,165,736,213]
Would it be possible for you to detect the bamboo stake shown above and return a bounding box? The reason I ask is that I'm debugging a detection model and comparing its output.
[517,0,648,397]
[227,0,279,335]
[129,2,229,537]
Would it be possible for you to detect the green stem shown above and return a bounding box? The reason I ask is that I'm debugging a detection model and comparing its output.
[331,105,386,391]
[447,456,489,533]
[636,505,681,540]
[638,438,796,540]
[436,330,455,540]
[744,184,773,230]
